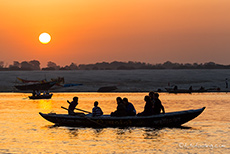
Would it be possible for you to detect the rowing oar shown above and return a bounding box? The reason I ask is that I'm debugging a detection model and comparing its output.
[66,100,92,114]
[61,106,91,114]
[61,106,106,127]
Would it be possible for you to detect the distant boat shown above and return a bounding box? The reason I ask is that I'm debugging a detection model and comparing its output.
[165,87,191,93]
[15,81,57,91]
[63,83,83,87]
[16,77,64,84]
[97,86,117,92]
[15,77,65,91]
[165,86,207,93]
[29,94,53,99]
[16,77,47,83]
[39,107,205,128]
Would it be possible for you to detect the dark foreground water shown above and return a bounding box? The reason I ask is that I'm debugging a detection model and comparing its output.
[0,92,229,153]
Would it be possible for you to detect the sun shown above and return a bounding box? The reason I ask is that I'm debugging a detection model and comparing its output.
[39,33,51,44]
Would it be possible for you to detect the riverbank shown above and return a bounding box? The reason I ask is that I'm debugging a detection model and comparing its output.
[1,69,229,92]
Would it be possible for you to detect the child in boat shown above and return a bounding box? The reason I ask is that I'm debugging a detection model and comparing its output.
[92,101,103,117]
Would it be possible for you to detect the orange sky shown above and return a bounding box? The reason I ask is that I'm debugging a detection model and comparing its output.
[1,0,230,67]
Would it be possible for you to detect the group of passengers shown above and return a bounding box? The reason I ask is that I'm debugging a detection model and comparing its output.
[67,91,165,117]
[110,97,136,117]
[32,90,50,97]
[137,91,165,116]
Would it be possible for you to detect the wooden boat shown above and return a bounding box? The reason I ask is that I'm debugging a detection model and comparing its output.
[17,77,47,83]
[97,86,117,92]
[165,87,207,93]
[165,88,191,93]
[15,81,56,91]
[29,94,53,99]
[63,83,83,87]
[39,107,205,128]
[16,77,64,84]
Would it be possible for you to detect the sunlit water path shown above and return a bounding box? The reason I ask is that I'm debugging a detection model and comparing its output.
[0,92,229,153]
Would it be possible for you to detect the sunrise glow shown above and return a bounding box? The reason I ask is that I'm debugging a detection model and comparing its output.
[1,1,230,66]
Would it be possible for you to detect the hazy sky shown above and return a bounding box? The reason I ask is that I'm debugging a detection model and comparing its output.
[1,0,230,67]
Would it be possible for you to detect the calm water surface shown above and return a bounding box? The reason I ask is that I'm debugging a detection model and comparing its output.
[0,92,229,154]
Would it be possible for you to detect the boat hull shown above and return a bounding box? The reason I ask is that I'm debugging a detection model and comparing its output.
[165,88,207,93]
[29,94,53,99]
[15,81,56,91]
[39,107,205,128]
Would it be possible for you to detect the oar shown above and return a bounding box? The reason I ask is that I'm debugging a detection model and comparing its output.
[61,106,106,127]
[61,106,91,114]
[67,100,92,114]
[74,108,91,114]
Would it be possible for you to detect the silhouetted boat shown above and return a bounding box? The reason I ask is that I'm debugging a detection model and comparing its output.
[29,94,53,99]
[63,83,83,87]
[97,86,117,92]
[165,88,191,93]
[16,77,47,83]
[39,107,205,128]
[15,81,56,91]
[165,87,207,93]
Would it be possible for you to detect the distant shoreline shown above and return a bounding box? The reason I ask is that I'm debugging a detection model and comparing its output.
[1,90,229,93]
[1,60,230,71]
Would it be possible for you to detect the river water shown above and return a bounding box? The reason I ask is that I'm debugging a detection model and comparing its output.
[0,92,229,153]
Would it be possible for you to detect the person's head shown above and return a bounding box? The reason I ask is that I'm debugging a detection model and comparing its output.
[154,92,159,99]
[94,101,98,107]
[144,95,150,102]
[123,97,128,105]
[73,97,78,102]
[149,91,154,98]
[116,97,122,104]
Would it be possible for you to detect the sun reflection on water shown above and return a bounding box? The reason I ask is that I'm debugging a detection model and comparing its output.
[38,100,52,112]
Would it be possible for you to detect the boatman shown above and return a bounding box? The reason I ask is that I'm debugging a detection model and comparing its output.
[67,97,78,115]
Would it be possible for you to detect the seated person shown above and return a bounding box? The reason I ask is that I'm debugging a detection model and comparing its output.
[123,97,136,116]
[137,96,154,116]
[153,93,165,114]
[111,97,127,117]
[92,101,103,117]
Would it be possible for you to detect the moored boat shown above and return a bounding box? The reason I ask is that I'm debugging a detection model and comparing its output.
[97,86,117,92]
[165,88,191,93]
[16,77,47,83]
[15,81,56,91]
[39,107,205,128]
[165,87,207,93]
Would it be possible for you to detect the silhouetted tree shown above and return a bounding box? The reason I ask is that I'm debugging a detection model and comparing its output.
[9,61,20,70]
[0,61,4,68]
[41,61,59,70]
[21,61,32,70]
[69,63,78,70]
[29,60,40,70]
